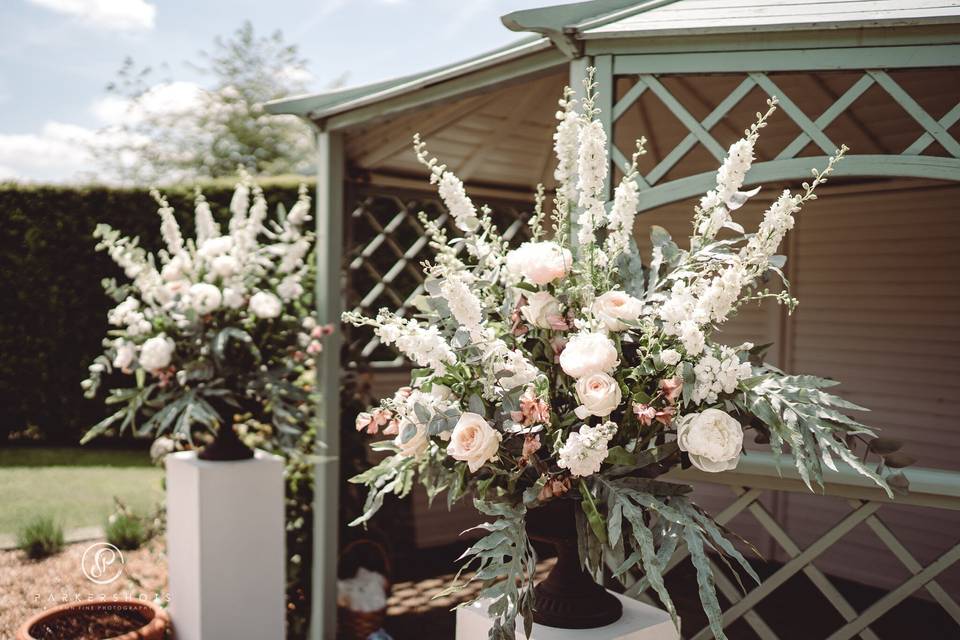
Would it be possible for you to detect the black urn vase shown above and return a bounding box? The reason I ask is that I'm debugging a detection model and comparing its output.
[196,397,255,461]
[526,498,622,629]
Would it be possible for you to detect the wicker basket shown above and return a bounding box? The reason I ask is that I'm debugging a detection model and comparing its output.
[336,539,392,640]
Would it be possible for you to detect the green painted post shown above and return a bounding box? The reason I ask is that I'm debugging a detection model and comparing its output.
[310,130,344,640]
[594,54,614,200]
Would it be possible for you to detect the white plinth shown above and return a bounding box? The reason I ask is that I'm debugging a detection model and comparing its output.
[455,592,680,640]
[166,450,285,640]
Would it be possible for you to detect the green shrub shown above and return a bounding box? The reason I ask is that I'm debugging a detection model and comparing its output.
[16,515,64,559]
[105,512,149,550]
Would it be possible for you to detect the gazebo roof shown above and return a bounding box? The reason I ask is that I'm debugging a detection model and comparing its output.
[267,0,960,125]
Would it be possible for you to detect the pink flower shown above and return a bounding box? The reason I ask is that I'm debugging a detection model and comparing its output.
[383,419,400,436]
[355,412,375,433]
[547,314,569,331]
[306,341,323,355]
[632,402,657,427]
[511,295,529,337]
[655,405,676,426]
[520,434,541,465]
[511,389,551,426]
[660,378,683,404]
[550,337,568,363]
[537,476,571,501]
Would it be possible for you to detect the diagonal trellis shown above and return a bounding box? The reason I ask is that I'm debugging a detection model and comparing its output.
[631,484,960,640]
[607,69,960,192]
[345,188,531,365]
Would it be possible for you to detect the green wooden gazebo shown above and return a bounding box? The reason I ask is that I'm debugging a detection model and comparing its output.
[267,1,960,637]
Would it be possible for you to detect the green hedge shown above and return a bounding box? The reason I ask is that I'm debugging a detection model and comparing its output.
[0,178,312,444]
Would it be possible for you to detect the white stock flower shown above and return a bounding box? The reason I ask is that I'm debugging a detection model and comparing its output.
[576,119,607,209]
[691,346,752,403]
[676,408,743,472]
[678,320,706,356]
[521,291,562,329]
[716,138,755,206]
[249,291,282,319]
[606,175,640,256]
[446,412,502,472]
[557,421,617,477]
[574,373,622,419]
[441,277,483,335]
[161,253,191,282]
[436,172,480,232]
[139,334,174,371]
[189,283,222,314]
[592,290,643,332]
[559,332,619,379]
[194,198,220,244]
[742,190,800,267]
[107,297,139,326]
[112,340,137,371]
[505,241,572,286]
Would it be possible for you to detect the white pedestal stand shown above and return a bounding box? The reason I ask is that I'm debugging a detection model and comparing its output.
[455,592,680,640]
[166,450,285,640]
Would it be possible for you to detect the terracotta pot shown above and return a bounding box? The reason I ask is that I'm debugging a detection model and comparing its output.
[526,498,622,629]
[16,599,169,640]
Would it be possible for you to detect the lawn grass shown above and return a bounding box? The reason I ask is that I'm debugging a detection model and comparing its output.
[0,447,163,536]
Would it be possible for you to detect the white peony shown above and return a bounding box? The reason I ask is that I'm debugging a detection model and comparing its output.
[139,334,174,371]
[249,291,282,319]
[676,408,743,472]
[521,291,562,329]
[574,372,622,419]
[112,340,137,371]
[505,241,572,286]
[210,255,239,278]
[592,290,643,331]
[189,283,222,314]
[661,348,681,366]
[198,235,233,259]
[446,412,502,473]
[277,276,304,301]
[559,332,619,379]
[395,421,429,458]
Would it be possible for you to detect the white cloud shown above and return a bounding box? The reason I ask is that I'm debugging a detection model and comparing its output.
[27,0,157,31]
[0,121,95,182]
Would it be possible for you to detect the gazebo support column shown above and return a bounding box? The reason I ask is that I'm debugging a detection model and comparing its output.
[311,129,345,640]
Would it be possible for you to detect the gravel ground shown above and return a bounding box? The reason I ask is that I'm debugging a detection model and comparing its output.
[0,538,168,637]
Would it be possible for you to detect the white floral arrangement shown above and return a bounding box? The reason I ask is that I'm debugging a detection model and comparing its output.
[82,171,325,446]
[346,72,895,640]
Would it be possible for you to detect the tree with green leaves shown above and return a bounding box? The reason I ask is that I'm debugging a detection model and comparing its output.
[92,21,318,185]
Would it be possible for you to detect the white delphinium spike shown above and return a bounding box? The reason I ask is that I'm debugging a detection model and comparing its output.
[693,98,778,243]
[528,184,548,241]
[574,69,609,251]
[440,274,483,339]
[418,211,465,273]
[229,168,251,222]
[343,309,457,375]
[604,138,646,258]
[414,134,480,233]
[552,88,580,203]
[194,190,220,245]
[150,190,184,257]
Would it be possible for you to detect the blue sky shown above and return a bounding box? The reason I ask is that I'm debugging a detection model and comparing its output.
[0,0,568,182]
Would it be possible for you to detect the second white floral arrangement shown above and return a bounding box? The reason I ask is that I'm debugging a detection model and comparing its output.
[346,71,893,640]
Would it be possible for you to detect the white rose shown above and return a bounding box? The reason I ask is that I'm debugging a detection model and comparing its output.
[446,412,502,473]
[592,290,643,332]
[505,241,572,286]
[395,421,429,458]
[249,291,282,319]
[521,291,562,329]
[112,340,137,371]
[198,236,233,259]
[661,348,681,366]
[139,334,175,371]
[211,255,239,278]
[574,372,622,419]
[189,283,222,314]
[676,408,743,473]
[222,287,245,309]
[559,332,619,379]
